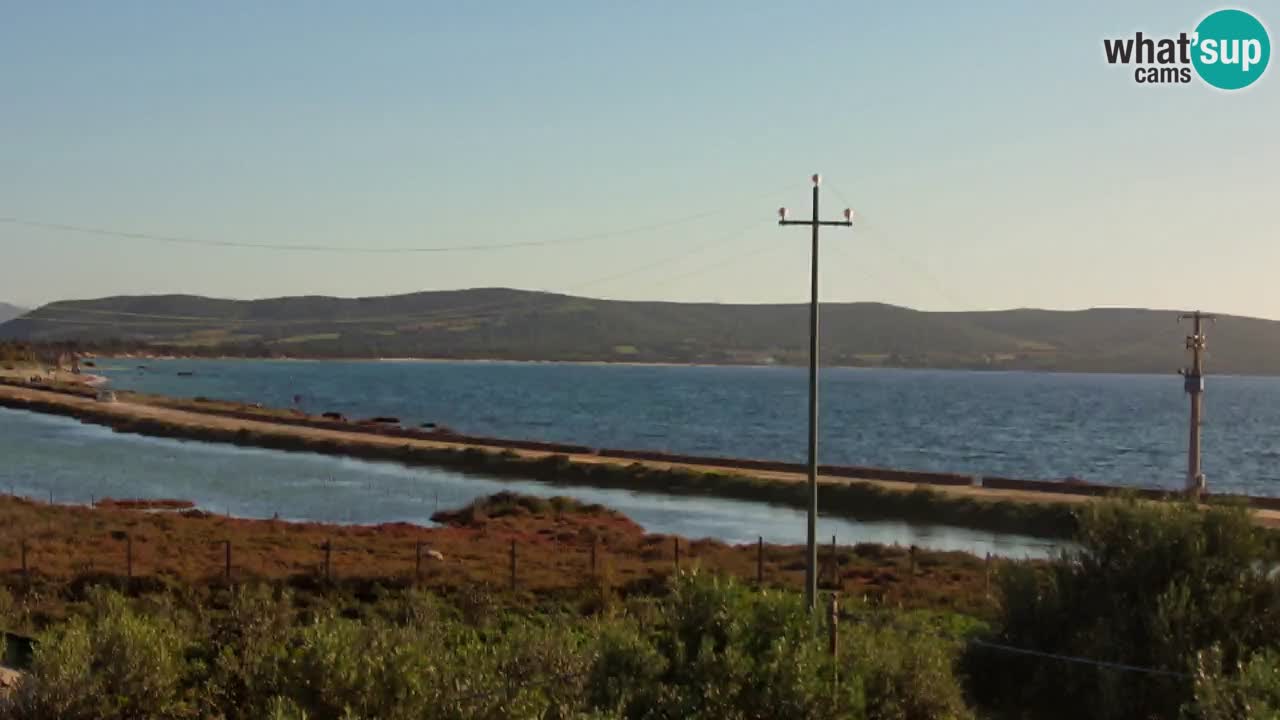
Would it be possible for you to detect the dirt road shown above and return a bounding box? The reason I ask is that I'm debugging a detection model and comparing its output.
[2,380,1276,529]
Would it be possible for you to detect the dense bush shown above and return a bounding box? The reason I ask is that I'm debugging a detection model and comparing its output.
[1185,647,1280,720]
[0,575,973,720]
[966,496,1280,720]
[4,590,191,720]
[16,496,1280,718]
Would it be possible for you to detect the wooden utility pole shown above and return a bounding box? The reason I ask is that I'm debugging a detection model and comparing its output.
[1180,311,1215,496]
[778,174,855,611]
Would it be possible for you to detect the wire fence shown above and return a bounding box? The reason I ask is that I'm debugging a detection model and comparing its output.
[0,537,1236,701]
[1,503,991,590]
[1,521,830,591]
[0,491,1241,691]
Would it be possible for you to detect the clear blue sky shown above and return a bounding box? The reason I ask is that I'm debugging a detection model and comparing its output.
[1,1,1276,316]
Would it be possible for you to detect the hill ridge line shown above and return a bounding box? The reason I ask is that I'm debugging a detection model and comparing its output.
[4,289,1277,374]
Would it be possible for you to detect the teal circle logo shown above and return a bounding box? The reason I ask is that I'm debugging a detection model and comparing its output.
[1192,9,1270,90]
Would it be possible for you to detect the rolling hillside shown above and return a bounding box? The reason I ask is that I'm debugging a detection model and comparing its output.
[0,302,25,325]
[1,288,1275,374]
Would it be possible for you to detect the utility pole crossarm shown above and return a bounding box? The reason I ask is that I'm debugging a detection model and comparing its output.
[776,173,856,612]
[779,219,854,227]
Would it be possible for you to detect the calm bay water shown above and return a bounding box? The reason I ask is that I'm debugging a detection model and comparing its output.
[0,407,1055,558]
[95,359,1280,496]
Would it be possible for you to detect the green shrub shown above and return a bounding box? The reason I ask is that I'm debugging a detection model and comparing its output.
[198,585,296,716]
[0,587,20,633]
[2,590,191,720]
[0,577,976,720]
[843,618,973,720]
[1185,647,1280,720]
[967,496,1280,720]
[582,572,970,719]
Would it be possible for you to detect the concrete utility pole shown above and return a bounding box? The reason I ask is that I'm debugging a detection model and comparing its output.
[1180,310,1215,496]
[778,174,854,611]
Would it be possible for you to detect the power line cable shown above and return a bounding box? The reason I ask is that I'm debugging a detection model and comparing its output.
[25,232,772,328]
[18,206,794,329]
[563,219,770,294]
[825,182,980,311]
[840,604,1194,681]
[648,231,785,291]
[967,639,1191,679]
[0,183,799,255]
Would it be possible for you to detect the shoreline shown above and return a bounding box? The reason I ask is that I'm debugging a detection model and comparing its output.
[4,375,1278,539]
[0,491,1002,625]
[0,379,1092,539]
[81,353,1279,378]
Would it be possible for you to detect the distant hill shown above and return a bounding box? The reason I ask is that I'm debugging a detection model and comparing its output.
[0,302,25,325]
[1,288,1274,374]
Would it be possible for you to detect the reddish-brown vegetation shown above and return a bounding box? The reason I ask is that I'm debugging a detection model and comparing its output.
[0,492,998,624]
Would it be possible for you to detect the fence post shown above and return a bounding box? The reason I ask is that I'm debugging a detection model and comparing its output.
[907,545,916,594]
[830,534,837,587]
[757,536,764,587]
[828,593,840,694]
[224,540,232,582]
[674,537,680,572]
[984,552,992,598]
[510,539,517,592]
[324,539,332,582]
[828,592,839,655]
